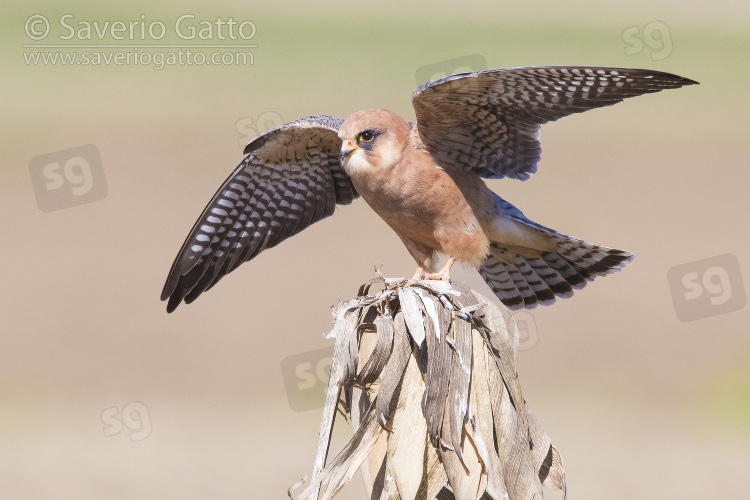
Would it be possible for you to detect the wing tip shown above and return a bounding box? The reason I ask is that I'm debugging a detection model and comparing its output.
[638,68,699,87]
[678,76,700,86]
[165,294,180,313]
[160,275,177,302]
[161,277,183,313]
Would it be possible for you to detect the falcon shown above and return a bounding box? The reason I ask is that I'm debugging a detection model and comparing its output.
[161,66,696,312]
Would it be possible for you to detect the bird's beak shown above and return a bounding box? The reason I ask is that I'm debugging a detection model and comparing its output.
[340,141,358,161]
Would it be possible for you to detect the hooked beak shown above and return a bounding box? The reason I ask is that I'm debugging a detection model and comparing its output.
[340,141,358,161]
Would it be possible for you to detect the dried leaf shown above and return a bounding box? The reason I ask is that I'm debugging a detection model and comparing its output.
[413,287,441,341]
[357,314,394,386]
[398,287,426,346]
[315,404,385,500]
[349,338,386,500]
[362,426,389,499]
[418,280,462,296]
[439,403,484,500]
[376,312,412,429]
[526,408,566,496]
[422,301,453,448]
[293,279,564,500]
[468,328,508,500]
[416,438,449,500]
[487,357,542,499]
[446,311,472,469]
[387,350,428,500]
[470,291,532,451]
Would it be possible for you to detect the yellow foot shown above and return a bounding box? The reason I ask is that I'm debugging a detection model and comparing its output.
[410,267,423,281]
[423,270,451,281]
[422,257,455,281]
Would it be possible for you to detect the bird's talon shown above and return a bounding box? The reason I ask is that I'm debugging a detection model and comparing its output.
[422,272,451,281]
[410,267,424,281]
[422,257,455,282]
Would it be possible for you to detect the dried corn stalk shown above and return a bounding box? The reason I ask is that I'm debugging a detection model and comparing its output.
[290,277,565,500]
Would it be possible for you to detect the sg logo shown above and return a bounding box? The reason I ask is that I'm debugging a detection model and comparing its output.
[507,309,539,352]
[415,53,488,89]
[101,401,152,442]
[668,254,747,322]
[622,20,673,61]
[236,111,284,147]
[280,347,332,413]
[28,144,108,212]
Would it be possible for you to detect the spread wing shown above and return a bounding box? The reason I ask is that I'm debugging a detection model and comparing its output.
[412,66,698,180]
[161,115,357,312]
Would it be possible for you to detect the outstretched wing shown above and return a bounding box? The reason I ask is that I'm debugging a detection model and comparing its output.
[161,115,357,312]
[412,66,698,180]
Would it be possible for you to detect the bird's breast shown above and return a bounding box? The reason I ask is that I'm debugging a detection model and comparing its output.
[350,156,496,264]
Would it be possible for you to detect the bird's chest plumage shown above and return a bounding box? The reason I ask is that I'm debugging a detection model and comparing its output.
[346,151,493,262]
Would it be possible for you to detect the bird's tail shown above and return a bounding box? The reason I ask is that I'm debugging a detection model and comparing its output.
[479,196,634,310]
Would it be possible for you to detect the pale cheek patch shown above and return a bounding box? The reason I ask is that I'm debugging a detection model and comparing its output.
[343,150,373,176]
[376,137,400,170]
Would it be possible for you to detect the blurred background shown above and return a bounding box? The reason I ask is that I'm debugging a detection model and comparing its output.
[2,0,749,498]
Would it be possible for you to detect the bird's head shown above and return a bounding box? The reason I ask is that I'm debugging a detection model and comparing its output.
[338,109,411,176]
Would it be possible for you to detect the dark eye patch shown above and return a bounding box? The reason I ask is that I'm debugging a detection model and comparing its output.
[357,130,379,148]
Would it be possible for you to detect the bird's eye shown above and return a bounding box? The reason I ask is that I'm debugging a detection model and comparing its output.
[358,131,375,143]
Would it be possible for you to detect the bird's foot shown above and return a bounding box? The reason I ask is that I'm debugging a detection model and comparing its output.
[410,267,424,281]
[422,270,451,281]
[422,257,455,282]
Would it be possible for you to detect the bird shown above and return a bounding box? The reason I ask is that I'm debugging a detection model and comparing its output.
[161,65,697,312]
